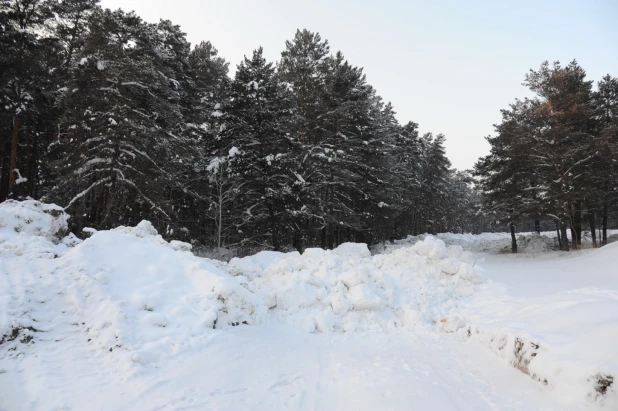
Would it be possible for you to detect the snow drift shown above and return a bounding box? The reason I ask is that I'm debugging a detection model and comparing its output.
[1,200,480,370]
[0,201,264,370]
[386,230,603,255]
[56,221,265,367]
[240,237,480,333]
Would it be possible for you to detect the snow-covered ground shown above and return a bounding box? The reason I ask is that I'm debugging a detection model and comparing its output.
[380,229,618,255]
[0,200,616,410]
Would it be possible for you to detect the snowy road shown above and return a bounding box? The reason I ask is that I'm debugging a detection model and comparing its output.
[2,322,569,411]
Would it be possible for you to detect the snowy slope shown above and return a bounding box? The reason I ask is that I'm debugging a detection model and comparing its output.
[1,200,617,410]
[463,247,618,403]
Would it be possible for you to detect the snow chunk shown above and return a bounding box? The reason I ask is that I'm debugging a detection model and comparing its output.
[245,236,482,333]
[170,240,192,252]
[0,199,68,243]
[413,236,450,260]
[113,220,159,238]
[331,242,371,259]
[348,283,382,310]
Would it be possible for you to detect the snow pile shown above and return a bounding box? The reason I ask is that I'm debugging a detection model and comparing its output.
[435,232,555,254]
[386,232,557,254]
[0,205,265,370]
[228,250,286,279]
[0,199,68,241]
[514,233,555,253]
[0,199,72,257]
[0,201,484,372]
[54,223,265,367]
[244,237,481,333]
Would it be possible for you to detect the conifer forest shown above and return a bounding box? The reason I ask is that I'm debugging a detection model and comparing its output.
[1,0,616,255]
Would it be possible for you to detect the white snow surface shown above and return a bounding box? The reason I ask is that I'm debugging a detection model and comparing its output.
[1,200,617,410]
[385,229,618,255]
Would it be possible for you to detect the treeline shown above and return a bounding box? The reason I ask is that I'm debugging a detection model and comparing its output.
[1,0,489,254]
[475,61,618,251]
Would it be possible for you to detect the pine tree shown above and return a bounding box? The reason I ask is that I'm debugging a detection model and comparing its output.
[0,0,55,200]
[278,29,331,251]
[51,0,100,68]
[592,74,618,245]
[221,47,296,251]
[51,9,189,231]
[184,40,232,244]
[316,52,383,247]
[476,61,602,251]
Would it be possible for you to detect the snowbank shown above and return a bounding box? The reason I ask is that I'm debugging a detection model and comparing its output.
[387,232,557,254]
[244,236,481,333]
[0,199,73,257]
[55,221,265,367]
[0,199,68,242]
[463,243,618,405]
[0,202,265,370]
[1,201,482,366]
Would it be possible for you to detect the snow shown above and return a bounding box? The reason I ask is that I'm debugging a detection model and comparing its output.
[228,146,239,157]
[461,246,618,403]
[387,230,617,255]
[206,156,223,172]
[1,200,617,410]
[0,199,68,246]
[12,169,27,185]
[245,239,480,334]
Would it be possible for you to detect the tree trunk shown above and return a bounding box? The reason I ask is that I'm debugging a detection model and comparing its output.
[534,219,540,234]
[574,202,582,246]
[320,226,327,249]
[268,205,280,252]
[588,209,597,248]
[293,230,303,253]
[602,202,608,246]
[217,188,222,257]
[0,158,8,201]
[560,220,570,251]
[510,222,517,253]
[8,116,20,193]
[555,220,562,250]
[26,132,37,198]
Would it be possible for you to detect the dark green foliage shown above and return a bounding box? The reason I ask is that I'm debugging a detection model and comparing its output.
[3,3,567,255]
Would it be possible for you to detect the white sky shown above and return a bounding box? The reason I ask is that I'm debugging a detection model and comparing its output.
[101,0,618,170]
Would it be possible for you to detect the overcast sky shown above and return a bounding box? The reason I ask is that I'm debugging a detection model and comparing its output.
[101,0,618,170]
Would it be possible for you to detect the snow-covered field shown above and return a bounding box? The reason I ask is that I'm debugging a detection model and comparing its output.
[0,200,616,410]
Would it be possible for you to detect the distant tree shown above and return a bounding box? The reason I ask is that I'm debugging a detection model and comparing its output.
[592,74,618,245]
[476,61,610,251]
